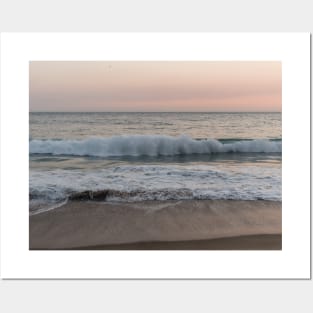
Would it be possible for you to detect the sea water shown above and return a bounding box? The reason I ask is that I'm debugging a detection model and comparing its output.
[29,112,282,213]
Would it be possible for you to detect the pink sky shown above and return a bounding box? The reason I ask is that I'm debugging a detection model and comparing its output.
[29,61,281,112]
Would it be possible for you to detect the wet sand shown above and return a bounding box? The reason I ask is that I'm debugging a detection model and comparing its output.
[29,200,282,250]
[60,235,281,250]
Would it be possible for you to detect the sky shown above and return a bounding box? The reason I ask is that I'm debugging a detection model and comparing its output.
[29,61,281,112]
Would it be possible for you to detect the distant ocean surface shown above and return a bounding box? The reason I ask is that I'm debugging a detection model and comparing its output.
[29,112,282,213]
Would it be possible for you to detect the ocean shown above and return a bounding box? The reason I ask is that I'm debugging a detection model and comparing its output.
[29,112,282,214]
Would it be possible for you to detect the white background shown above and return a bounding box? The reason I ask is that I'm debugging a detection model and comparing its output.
[0,1,312,312]
[1,33,310,279]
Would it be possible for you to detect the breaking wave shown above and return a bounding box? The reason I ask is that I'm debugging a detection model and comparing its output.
[29,135,281,157]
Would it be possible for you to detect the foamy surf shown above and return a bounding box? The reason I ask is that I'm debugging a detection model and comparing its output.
[29,162,282,213]
[29,135,282,157]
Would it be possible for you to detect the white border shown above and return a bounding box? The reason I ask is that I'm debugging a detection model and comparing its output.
[0,33,310,279]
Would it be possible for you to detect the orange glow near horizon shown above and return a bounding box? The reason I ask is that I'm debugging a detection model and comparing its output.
[29,61,281,112]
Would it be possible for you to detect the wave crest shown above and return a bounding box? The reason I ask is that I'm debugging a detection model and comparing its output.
[29,135,282,157]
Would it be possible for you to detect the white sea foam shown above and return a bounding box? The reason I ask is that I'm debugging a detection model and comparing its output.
[29,163,282,212]
[29,135,282,157]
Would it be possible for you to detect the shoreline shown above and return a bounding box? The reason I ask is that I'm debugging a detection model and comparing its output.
[29,199,282,250]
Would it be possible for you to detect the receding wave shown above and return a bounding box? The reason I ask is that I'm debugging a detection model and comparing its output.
[29,135,281,157]
[29,162,281,214]
[29,187,279,212]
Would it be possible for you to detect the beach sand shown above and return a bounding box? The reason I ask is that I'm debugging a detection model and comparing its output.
[29,200,282,250]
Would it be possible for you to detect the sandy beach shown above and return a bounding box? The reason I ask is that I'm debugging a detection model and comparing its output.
[29,200,282,250]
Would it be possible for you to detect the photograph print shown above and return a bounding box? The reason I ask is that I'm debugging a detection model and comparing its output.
[29,61,282,250]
